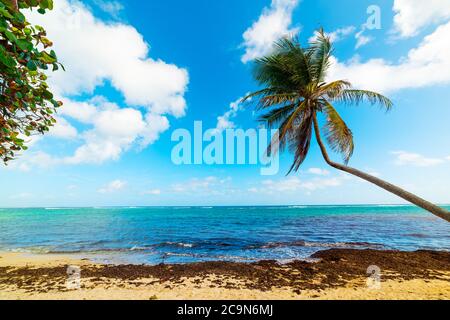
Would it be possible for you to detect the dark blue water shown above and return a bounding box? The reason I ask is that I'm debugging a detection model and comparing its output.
[0,206,449,264]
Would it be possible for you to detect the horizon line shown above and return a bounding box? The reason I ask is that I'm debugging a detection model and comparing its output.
[1,204,450,210]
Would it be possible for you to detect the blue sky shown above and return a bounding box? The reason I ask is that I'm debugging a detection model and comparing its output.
[1,0,450,207]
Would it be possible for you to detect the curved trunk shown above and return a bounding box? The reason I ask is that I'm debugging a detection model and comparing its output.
[312,113,450,223]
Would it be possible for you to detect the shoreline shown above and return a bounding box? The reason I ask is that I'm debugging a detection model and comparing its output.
[1,249,449,300]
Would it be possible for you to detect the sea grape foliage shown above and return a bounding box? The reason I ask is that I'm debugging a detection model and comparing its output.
[0,0,62,163]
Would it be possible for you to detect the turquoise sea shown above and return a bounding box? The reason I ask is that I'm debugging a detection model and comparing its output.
[0,206,449,265]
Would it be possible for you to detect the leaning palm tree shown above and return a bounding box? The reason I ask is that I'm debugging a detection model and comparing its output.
[243,30,450,223]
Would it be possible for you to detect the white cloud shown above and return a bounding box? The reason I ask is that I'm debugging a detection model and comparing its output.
[93,0,124,17]
[307,168,330,176]
[355,28,372,49]
[393,0,450,38]
[215,96,247,132]
[329,20,450,93]
[11,97,170,167]
[241,0,300,63]
[49,117,78,140]
[328,26,356,43]
[98,180,126,193]
[6,151,60,172]
[309,25,367,50]
[61,97,169,165]
[29,0,188,118]
[21,0,186,167]
[309,26,355,44]
[392,151,445,167]
[60,98,102,123]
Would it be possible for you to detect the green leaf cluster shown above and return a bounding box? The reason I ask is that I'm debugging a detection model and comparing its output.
[244,30,393,173]
[0,0,62,163]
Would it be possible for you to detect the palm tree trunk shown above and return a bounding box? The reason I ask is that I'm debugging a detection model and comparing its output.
[312,113,450,223]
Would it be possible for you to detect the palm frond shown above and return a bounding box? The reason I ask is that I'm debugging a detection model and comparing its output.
[259,103,297,128]
[321,100,354,163]
[253,54,300,90]
[273,37,313,86]
[334,89,393,110]
[309,28,332,83]
[266,101,307,157]
[287,111,314,174]
[242,87,301,111]
[319,80,352,99]
[253,37,314,90]
[256,93,301,110]
[242,87,286,102]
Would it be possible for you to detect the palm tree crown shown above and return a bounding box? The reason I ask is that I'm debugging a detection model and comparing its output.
[244,29,392,174]
[243,29,450,223]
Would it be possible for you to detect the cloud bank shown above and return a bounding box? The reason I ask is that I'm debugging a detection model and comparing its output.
[393,0,450,38]
[329,21,450,93]
[24,0,188,165]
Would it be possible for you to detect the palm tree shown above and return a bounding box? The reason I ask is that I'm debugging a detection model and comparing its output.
[243,30,450,223]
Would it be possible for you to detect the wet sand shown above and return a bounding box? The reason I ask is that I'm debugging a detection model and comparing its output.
[0,249,449,300]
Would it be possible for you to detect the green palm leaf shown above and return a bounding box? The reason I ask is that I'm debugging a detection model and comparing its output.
[321,100,354,163]
[309,28,332,83]
[287,111,314,174]
[333,89,393,110]
[259,103,298,128]
[244,29,393,174]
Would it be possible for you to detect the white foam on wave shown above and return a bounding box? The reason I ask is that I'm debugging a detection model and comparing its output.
[165,242,194,248]
[9,246,52,254]
[376,204,411,208]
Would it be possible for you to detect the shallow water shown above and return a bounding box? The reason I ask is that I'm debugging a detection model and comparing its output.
[0,205,449,264]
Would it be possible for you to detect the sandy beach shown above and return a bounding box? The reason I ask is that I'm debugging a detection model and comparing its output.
[1,249,449,300]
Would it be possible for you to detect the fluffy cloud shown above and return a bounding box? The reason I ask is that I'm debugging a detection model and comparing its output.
[62,98,169,165]
[392,151,446,167]
[328,26,356,43]
[329,20,450,93]
[48,117,78,140]
[393,0,450,38]
[5,151,59,172]
[12,97,170,166]
[30,0,188,117]
[241,0,300,63]
[98,180,127,193]
[21,0,189,167]
[215,96,248,132]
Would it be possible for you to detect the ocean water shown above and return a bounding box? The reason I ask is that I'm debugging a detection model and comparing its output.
[0,206,449,265]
